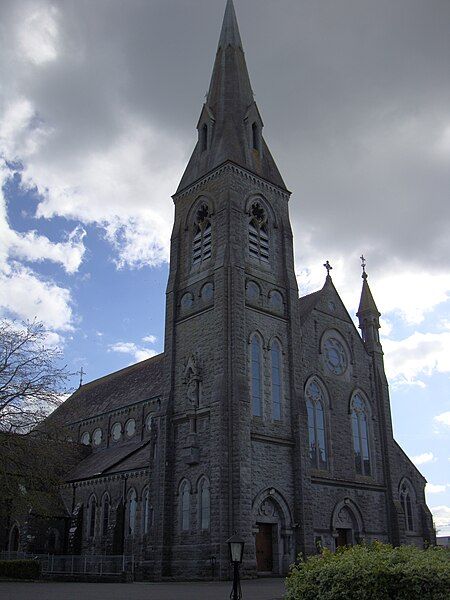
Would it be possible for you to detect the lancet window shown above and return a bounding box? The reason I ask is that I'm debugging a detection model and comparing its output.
[193,203,212,265]
[248,202,269,262]
[351,394,371,476]
[128,489,137,535]
[400,482,414,531]
[250,334,263,417]
[271,340,282,421]
[199,478,211,530]
[305,380,328,469]
[88,495,97,538]
[180,481,190,532]
[101,493,110,537]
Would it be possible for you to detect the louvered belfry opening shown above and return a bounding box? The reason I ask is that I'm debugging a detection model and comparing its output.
[248,202,269,262]
[193,203,212,265]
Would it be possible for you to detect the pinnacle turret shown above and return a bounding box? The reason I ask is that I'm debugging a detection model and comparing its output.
[176,0,286,194]
[357,256,382,352]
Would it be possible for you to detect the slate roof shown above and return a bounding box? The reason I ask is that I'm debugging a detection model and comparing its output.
[47,353,165,427]
[357,277,381,316]
[66,440,151,482]
[176,0,287,193]
[298,289,324,322]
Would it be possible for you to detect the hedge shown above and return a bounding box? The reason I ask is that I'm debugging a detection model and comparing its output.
[0,559,41,580]
[285,542,450,600]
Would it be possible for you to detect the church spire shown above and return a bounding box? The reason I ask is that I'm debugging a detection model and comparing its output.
[176,0,287,194]
[218,0,243,49]
[357,256,382,353]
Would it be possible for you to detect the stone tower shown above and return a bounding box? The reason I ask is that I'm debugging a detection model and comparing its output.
[157,0,302,577]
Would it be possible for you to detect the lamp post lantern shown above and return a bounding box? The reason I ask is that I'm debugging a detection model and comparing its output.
[227,533,244,600]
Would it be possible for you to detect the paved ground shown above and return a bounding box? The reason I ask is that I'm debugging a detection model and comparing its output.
[0,578,286,600]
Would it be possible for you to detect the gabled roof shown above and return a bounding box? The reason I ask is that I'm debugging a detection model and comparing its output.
[298,288,324,323]
[66,440,151,482]
[46,353,165,427]
[176,0,287,193]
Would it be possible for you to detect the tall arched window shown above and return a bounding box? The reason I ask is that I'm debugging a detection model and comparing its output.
[400,482,414,531]
[128,489,137,535]
[193,203,212,265]
[101,493,110,537]
[271,340,282,421]
[142,487,152,535]
[199,478,211,531]
[180,481,190,532]
[248,202,269,262]
[305,380,327,469]
[351,394,371,476]
[88,495,97,538]
[251,335,263,417]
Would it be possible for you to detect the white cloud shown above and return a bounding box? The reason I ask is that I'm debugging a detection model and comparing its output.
[435,412,450,427]
[142,334,157,344]
[0,263,73,330]
[426,483,448,494]
[16,3,60,66]
[108,341,157,363]
[411,452,434,466]
[381,331,450,387]
[431,505,450,536]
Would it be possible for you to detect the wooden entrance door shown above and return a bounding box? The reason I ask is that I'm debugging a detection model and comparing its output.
[256,523,273,572]
[336,528,349,548]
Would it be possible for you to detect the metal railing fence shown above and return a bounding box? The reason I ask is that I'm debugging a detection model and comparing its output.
[0,551,136,575]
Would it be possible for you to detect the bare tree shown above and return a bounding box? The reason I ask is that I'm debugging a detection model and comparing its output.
[0,319,82,518]
[0,319,69,433]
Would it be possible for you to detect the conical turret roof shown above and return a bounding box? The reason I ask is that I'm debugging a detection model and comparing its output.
[357,275,381,317]
[176,0,287,193]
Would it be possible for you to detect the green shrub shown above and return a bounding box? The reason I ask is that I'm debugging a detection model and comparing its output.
[0,559,41,580]
[285,542,450,600]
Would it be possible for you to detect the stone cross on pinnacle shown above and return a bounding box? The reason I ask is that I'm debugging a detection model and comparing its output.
[323,260,333,276]
[360,255,368,279]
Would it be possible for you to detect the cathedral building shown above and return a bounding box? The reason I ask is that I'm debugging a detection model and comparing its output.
[18,0,434,580]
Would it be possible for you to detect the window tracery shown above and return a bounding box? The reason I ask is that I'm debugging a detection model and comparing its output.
[400,482,414,531]
[305,380,328,469]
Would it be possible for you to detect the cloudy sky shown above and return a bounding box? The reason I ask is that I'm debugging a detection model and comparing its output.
[0,0,449,535]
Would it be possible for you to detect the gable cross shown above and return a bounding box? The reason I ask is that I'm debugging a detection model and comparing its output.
[78,366,85,388]
[323,260,333,276]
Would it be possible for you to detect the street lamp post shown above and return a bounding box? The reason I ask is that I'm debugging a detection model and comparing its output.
[227,533,245,600]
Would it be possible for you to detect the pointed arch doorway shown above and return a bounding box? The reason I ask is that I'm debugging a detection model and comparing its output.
[332,499,364,549]
[252,488,294,575]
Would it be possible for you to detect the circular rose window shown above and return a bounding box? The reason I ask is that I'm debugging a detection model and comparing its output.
[324,337,348,375]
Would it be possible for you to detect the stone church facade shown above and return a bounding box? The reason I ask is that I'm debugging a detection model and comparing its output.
[9,0,435,580]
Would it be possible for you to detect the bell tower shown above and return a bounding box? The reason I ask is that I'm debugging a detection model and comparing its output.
[156,0,305,578]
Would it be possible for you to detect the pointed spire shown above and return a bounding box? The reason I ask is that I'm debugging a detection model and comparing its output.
[218,0,243,49]
[357,256,380,317]
[357,256,382,353]
[176,0,287,194]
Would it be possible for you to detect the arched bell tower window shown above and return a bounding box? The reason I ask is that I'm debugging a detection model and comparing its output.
[248,202,269,262]
[400,481,414,532]
[351,393,371,476]
[305,380,328,470]
[193,203,212,266]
